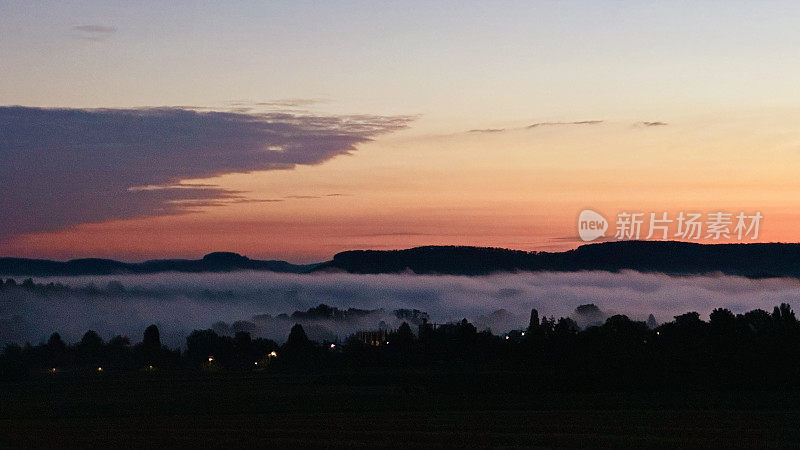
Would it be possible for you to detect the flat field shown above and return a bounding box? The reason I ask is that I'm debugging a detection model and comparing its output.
[2,371,799,448]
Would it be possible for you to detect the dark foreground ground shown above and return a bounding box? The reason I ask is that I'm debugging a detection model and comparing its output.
[3,371,800,448]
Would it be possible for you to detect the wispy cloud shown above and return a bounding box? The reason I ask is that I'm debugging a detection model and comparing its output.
[255,99,327,108]
[282,193,348,199]
[226,198,285,204]
[460,120,603,135]
[0,106,412,239]
[228,99,328,110]
[462,119,671,135]
[527,120,603,128]
[72,25,117,41]
[467,128,506,133]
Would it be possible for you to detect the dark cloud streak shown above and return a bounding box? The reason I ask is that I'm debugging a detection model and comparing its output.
[0,106,411,239]
[72,25,117,41]
[462,121,604,134]
[527,120,603,128]
[468,128,505,133]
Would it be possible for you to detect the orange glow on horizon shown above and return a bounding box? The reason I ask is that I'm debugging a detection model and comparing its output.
[4,113,800,262]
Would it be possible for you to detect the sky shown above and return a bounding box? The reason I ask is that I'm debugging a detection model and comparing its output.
[3,1,800,262]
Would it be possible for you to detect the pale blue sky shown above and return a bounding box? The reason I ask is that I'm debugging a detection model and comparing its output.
[3,1,800,124]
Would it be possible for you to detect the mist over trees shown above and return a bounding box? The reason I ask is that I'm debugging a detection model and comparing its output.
[5,302,800,394]
[5,270,800,350]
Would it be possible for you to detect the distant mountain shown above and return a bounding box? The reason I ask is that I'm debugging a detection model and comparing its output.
[316,241,800,278]
[0,252,316,276]
[6,242,800,278]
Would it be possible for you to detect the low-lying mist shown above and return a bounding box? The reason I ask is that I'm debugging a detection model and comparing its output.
[2,270,800,347]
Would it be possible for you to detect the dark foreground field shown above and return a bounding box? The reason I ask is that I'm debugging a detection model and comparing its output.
[3,371,800,448]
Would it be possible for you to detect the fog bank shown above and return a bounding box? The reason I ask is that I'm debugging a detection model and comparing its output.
[2,270,799,347]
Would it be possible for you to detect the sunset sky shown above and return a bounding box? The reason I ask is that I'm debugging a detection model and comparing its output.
[3,1,800,262]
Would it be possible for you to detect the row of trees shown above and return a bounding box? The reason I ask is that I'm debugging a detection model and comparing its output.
[4,304,800,390]
[0,325,182,379]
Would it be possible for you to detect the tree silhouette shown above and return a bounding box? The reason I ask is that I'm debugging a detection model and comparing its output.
[285,324,311,349]
[48,332,66,350]
[75,330,104,365]
[186,329,219,368]
[772,303,798,332]
[674,312,703,329]
[45,332,69,369]
[396,322,415,346]
[143,325,161,351]
[554,317,579,336]
[527,308,540,333]
[710,308,735,331]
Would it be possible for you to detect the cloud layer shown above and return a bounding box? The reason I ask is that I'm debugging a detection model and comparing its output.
[2,270,799,347]
[0,106,411,239]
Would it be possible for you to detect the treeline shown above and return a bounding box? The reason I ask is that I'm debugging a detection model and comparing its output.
[0,277,136,296]
[0,323,282,380]
[5,304,800,392]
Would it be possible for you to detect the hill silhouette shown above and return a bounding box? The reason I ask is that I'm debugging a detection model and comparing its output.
[317,241,800,277]
[4,241,800,277]
[0,252,315,276]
